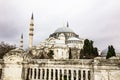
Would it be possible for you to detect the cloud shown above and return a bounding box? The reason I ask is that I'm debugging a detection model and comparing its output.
[0,0,120,50]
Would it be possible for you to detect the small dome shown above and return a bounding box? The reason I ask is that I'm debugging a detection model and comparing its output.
[68,37,80,41]
[10,48,24,52]
[54,27,74,33]
[101,48,120,57]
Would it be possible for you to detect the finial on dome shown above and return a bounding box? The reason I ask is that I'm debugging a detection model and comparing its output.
[67,22,69,27]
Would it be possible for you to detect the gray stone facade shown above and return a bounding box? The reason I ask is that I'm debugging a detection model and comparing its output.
[0,55,120,80]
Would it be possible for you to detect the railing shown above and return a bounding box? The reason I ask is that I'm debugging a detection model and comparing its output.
[24,59,93,65]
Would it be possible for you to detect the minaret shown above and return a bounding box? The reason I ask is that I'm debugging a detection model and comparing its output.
[20,34,23,49]
[29,13,34,49]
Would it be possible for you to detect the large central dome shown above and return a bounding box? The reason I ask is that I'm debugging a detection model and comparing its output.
[49,25,79,40]
[54,27,74,33]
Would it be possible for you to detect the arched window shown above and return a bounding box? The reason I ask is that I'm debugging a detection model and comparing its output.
[60,70,62,80]
[69,70,71,80]
[34,68,37,79]
[55,69,58,80]
[38,69,40,79]
[42,69,44,79]
[78,70,81,80]
[47,69,49,80]
[51,69,53,79]
[26,68,30,80]
[83,70,85,80]
[30,68,33,79]
[88,71,91,80]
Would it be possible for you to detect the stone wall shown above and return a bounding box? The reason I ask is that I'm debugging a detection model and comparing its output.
[0,57,120,80]
[93,57,120,80]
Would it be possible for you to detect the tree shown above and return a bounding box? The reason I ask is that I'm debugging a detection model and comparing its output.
[106,45,116,59]
[80,39,98,59]
[47,50,54,59]
[110,45,116,56]
[0,41,16,59]
[93,47,99,56]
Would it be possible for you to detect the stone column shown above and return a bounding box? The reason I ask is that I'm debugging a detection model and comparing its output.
[28,68,31,79]
[21,67,25,80]
[81,70,83,80]
[76,70,78,80]
[53,69,56,80]
[86,70,88,80]
[36,69,38,80]
[44,69,47,80]
[90,70,93,80]
[32,68,34,80]
[71,70,74,80]
[40,68,43,80]
[62,69,64,80]
[22,68,26,80]
[58,69,60,80]
[66,69,69,80]
[49,69,51,80]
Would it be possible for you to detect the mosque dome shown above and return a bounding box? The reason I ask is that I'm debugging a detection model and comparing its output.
[54,27,74,33]
[101,48,120,57]
[49,25,79,40]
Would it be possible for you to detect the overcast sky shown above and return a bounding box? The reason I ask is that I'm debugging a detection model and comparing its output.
[0,0,120,51]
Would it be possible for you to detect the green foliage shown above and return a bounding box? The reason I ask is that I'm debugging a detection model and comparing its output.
[0,41,16,59]
[106,45,116,59]
[80,39,98,59]
[93,48,98,56]
[30,49,54,59]
[48,50,54,59]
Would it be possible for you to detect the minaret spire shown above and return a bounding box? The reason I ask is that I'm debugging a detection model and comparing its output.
[20,34,23,49]
[29,13,34,49]
[31,13,34,19]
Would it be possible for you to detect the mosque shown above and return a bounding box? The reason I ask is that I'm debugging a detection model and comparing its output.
[0,14,120,80]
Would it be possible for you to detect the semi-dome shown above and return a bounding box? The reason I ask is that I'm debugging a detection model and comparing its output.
[4,48,24,58]
[101,48,120,57]
[54,27,74,33]
[68,37,80,41]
